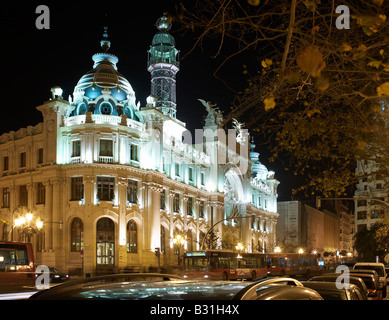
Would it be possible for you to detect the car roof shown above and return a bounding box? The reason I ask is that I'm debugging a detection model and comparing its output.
[29,273,250,300]
[234,277,303,300]
[254,285,323,300]
[302,281,356,291]
[354,262,385,266]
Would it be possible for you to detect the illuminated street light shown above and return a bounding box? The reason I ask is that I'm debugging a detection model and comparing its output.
[172,234,187,266]
[13,212,43,242]
[298,248,304,254]
[235,242,244,252]
[274,246,281,253]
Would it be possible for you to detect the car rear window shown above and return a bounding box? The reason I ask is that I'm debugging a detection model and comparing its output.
[354,265,384,277]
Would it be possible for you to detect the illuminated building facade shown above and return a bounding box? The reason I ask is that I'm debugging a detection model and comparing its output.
[0,16,279,275]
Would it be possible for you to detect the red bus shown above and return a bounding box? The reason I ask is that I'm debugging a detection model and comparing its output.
[266,253,319,277]
[183,250,268,281]
[0,241,35,288]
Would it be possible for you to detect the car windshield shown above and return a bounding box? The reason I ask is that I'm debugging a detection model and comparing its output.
[51,281,249,300]
[354,265,384,277]
[316,290,347,300]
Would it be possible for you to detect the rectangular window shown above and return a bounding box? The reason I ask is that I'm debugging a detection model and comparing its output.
[187,197,193,215]
[160,190,166,210]
[36,183,45,204]
[130,144,139,161]
[38,148,44,164]
[199,201,204,218]
[175,163,180,177]
[188,167,193,182]
[357,211,367,220]
[127,179,138,204]
[173,193,180,212]
[357,200,367,207]
[19,185,28,206]
[3,156,8,171]
[71,177,84,201]
[99,140,113,157]
[2,188,10,208]
[72,141,81,157]
[200,172,205,186]
[20,152,26,168]
[97,177,115,201]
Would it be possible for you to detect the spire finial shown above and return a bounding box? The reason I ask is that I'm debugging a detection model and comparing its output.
[100,24,111,52]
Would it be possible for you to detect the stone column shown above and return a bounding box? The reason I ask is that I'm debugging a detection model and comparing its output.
[43,179,53,250]
[117,177,128,270]
[83,175,95,207]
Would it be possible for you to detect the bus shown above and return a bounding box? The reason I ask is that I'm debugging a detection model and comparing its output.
[266,253,319,277]
[0,241,35,288]
[183,250,268,280]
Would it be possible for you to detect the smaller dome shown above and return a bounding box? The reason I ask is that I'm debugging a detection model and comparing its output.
[152,32,175,46]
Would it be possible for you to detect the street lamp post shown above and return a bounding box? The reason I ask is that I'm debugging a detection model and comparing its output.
[172,234,186,266]
[13,212,43,242]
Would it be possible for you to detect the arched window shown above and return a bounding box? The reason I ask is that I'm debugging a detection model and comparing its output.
[127,220,137,253]
[100,102,112,115]
[71,218,83,252]
[96,218,115,266]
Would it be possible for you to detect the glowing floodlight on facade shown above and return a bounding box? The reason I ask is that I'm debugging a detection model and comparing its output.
[146,95,157,107]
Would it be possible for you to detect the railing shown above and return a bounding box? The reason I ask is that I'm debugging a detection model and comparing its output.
[63,114,145,132]
[98,156,114,164]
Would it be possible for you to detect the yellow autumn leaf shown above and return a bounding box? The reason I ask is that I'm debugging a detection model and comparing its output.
[368,60,381,68]
[296,46,326,78]
[247,0,260,6]
[264,95,276,111]
[261,59,273,68]
[377,82,389,96]
[383,63,389,72]
[372,0,383,6]
[340,43,352,52]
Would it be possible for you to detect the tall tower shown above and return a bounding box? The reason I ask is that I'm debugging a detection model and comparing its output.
[147,15,179,118]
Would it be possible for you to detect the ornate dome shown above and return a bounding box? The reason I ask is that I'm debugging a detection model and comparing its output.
[71,27,139,119]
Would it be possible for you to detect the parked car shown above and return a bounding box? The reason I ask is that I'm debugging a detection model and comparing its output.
[29,273,321,300]
[346,273,382,300]
[234,277,304,300]
[35,267,70,283]
[302,281,366,300]
[253,285,323,300]
[353,262,387,298]
[308,274,369,300]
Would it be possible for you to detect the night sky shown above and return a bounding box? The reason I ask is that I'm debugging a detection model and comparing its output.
[0,1,295,201]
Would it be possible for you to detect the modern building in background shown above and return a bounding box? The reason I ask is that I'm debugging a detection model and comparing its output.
[276,201,353,257]
[0,16,279,275]
[354,159,389,233]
